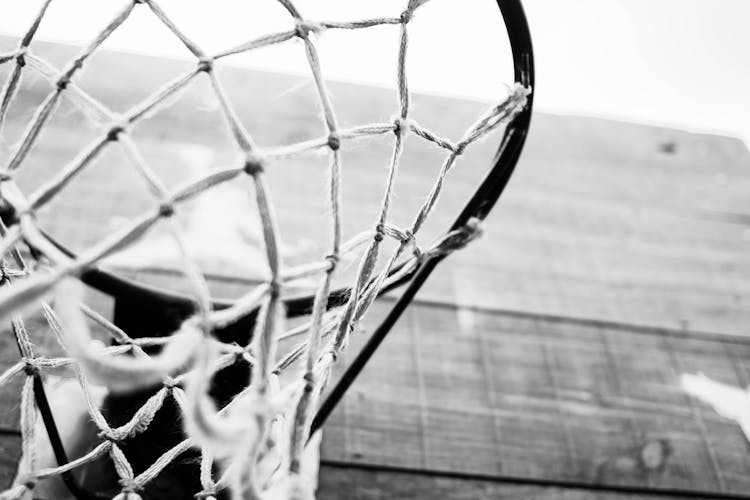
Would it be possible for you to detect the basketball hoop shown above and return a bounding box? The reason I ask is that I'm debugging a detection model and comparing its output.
[0,1,533,498]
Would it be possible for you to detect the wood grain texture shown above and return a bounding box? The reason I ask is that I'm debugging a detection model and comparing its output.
[318,464,722,500]
[320,300,750,496]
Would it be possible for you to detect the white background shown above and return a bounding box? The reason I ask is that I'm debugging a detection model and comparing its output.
[1,0,748,145]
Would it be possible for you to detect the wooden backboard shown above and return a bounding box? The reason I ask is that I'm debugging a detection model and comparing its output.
[1,37,749,499]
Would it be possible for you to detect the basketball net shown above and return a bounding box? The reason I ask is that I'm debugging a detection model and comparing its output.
[0,0,529,498]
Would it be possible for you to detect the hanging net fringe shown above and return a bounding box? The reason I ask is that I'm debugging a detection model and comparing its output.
[0,0,530,498]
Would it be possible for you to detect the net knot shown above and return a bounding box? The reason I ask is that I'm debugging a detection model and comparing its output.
[243,152,266,176]
[325,253,339,271]
[98,429,121,442]
[269,279,282,299]
[454,140,468,155]
[107,122,127,142]
[15,50,26,68]
[56,63,80,91]
[400,10,413,24]
[66,58,85,74]
[22,359,38,377]
[158,202,175,218]
[383,225,422,259]
[197,57,214,73]
[303,371,315,391]
[162,377,178,389]
[295,19,324,39]
[374,223,385,242]
[56,77,69,91]
[327,132,341,151]
[393,117,413,137]
[132,0,145,4]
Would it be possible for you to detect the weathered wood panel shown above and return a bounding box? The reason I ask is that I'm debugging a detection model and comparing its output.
[318,464,722,500]
[321,300,750,495]
[6,300,750,495]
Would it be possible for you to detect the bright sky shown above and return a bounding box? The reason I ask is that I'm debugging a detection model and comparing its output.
[1,0,748,146]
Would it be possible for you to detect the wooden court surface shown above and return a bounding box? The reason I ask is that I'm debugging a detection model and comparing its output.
[1,38,749,498]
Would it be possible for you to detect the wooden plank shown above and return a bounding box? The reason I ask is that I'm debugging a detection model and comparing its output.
[317,464,721,500]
